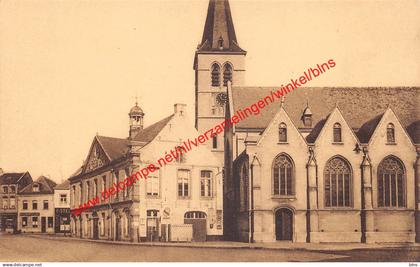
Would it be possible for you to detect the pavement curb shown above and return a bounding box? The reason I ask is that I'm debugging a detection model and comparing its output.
[21,234,420,252]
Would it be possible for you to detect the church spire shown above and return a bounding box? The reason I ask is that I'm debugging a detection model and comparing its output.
[197,0,245,53]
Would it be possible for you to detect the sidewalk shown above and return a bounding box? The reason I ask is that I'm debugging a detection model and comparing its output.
[24,233,420,252]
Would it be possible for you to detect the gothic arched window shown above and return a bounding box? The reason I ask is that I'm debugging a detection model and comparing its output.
[211,64,220,87]
[279,122,287,142]
[386,123,395,143]
[273,154,294,196]
[377,156,405,207]
[324,157,352,207]
[223,64,233,86]
[333,123,342,142]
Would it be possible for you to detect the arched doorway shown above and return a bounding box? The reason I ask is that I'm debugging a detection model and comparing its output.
[92,212,99,240]
[184,211,207,242]
[275,208,293,241]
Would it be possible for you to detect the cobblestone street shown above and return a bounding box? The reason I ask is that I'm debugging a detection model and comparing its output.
[0,234,419,262]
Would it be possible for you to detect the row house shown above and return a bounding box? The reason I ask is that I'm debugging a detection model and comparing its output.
[0,170,33,233]
[18,176,57,233]
[54,180,71,234]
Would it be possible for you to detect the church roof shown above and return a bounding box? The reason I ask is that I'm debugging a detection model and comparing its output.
[197,0,245,53]
[133,114,174,145]
[96,135,130,161]
[230,86,420,143]
[19,176,56,194]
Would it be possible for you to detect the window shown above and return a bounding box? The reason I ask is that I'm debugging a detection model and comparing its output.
[43,200,49,210]
[200,171,213,197]
[2,197,8,209]
[333,123,342,142]
[10,186,15,193]
[377,156,405,208]
[324,157,352,207]
[279,123,287,142]
[146,174,159,196]
[48,217,53,228]
[212,135,218,149]
[2,186,8,193]
[102,176,106,193]
[273,154,294,196]
[386,123,395,143]
[32,184,39,192]
[100,213,106,236]
[22,217,28,227]
[60,194,67,204]
[32,200,38,210]
[9,197,15,208]
[123,213,129,237]
[86,181,90,200]
[184,211,206,219]
[211,63,220,87]
[177,169,190,197]
[32,217,38,228]
[79,183,83,204]
[121,170,129,198]
[71,185,76,206]
[223,64,233,86]
[303,114,312,127]
[93,179,98,198]
[23,200,28,210]
[174,146,186,163]
[113,173,118,196]
[146,210,159,241]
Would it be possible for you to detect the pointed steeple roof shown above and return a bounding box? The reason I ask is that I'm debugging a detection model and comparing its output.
[197,0,245,53]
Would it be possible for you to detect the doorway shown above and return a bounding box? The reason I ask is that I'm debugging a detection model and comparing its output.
[275,208,293,241]
[41,217,46,233]
[115,216,121,241]
[93,218,99,240]
[184,211,207,242]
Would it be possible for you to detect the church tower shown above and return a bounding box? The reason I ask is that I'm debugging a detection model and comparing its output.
[128,101,144,139]
[194,0,246,161]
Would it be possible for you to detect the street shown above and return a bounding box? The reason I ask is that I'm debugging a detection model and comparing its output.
[0,234,419,262]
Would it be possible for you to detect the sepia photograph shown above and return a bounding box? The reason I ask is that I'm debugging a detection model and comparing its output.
[0,0,419,264]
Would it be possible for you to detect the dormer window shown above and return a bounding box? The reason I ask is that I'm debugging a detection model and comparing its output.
[33,184,39,192]
[303,115,312,127]
[218,36,224,50]
[386,123,395,143]
[279,123,287,142]
[211,64,220,87]
[333,123,342,143]
[302,104,313,127]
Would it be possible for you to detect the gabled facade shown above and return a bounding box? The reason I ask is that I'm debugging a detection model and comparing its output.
[0,171,32,233]
[18,176,56,233]
[223,86,420,243]
[54,180,71,234]
[69,103,223,242]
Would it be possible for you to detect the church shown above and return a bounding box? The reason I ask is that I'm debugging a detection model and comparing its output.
[193,0,420,243]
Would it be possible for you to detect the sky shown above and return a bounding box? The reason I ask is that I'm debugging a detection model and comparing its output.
[0,0,419,183]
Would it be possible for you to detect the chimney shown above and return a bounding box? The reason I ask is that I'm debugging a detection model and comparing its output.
[174,103,187,116]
